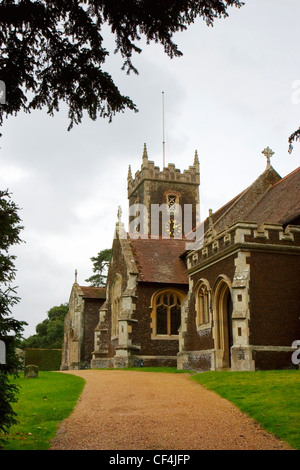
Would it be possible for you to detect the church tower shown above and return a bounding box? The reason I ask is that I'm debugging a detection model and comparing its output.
[127,144,200,238]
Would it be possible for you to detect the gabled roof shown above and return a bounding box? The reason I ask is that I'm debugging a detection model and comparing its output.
[184,165,282,244]
[196,165,299,242]
[245,166,300,225]
[212,165,282,232]
[130,237,188,285]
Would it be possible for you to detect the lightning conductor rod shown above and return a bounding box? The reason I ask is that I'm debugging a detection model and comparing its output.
[162,91,165,168]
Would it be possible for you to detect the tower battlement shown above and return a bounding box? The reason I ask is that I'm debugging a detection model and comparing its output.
[128,144,200,198]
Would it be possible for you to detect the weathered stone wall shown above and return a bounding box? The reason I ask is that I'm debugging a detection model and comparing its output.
[128,150,200,236]
[94,233,131,361]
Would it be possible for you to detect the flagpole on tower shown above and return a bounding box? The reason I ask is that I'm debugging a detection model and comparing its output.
[162,91,165,168]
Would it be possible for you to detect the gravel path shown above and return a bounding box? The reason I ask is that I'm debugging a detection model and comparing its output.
[50,370,292,451]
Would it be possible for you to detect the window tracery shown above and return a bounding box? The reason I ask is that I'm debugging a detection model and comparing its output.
[111,274,122,337]
[151,290,184,337]
[196,282,210,328]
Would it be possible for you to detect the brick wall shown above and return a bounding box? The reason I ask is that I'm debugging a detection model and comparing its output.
[133,282,188,356]
[249,252,300,346]
[82,298,105,363]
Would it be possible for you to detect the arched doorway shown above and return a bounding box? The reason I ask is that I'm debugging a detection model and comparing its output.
[213,278,233,369]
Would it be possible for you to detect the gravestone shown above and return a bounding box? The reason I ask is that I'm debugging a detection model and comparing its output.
[0,340,6,364]
[15,348,25,371]
[24,364,39,378]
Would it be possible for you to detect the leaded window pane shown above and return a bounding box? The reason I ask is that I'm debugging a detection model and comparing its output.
[157,305,168,334]
[171,305,181,335]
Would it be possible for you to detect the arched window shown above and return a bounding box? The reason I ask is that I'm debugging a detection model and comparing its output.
[196,281,210,329]
[151,290,185,338]
[111,274,122,337]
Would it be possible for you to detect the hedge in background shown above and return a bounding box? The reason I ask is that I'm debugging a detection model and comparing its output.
[25,349,62,371]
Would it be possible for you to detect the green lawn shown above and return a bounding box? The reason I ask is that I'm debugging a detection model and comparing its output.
[1,371,85,450]
[192,370,300,450]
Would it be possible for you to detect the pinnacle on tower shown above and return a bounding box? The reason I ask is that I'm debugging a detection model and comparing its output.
[128,165,132,181]
[208,209,214,229]
[142,143,148,166]
[193,149,200,176]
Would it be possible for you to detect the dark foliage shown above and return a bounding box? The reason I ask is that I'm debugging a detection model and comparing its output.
[0,190,26,440]
[288,127,300,154]
[0,0,244,130]
[21,303,69,349]
[85,248,111,286]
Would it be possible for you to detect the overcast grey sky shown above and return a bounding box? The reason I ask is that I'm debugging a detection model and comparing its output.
[1,0,299,337]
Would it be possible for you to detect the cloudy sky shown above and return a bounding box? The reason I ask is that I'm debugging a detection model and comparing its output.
[1,0,299,337]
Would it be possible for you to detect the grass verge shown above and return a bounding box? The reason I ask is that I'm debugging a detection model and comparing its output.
[1,371,85,450]
[191,370,300,450]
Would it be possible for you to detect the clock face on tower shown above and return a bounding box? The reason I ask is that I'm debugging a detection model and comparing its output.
[165,219,182,238]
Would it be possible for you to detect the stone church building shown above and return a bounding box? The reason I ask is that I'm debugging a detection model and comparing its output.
[61,277,106,370]
[61,145,300,371]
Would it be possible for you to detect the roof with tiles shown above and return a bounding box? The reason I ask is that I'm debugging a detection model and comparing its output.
[185,165,282,241]
[79,286,106,299]
[183,164,300,254]
[130,237,189,285]
[245,166,300,226]
[211,165,282,232]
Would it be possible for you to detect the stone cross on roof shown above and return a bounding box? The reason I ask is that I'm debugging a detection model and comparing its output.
[262,146,275,169]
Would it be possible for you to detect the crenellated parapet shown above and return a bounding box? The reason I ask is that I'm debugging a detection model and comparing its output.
[128,144,200,198]
[187,221,300,272]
